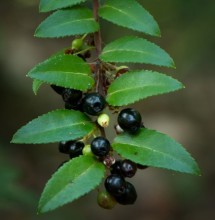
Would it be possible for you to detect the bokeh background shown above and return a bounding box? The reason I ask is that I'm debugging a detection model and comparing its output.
[1,0,215,219]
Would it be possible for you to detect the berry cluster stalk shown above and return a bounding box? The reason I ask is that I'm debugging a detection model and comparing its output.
[93,0,106,138]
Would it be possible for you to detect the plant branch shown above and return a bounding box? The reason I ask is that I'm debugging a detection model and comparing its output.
[93,0,106,138]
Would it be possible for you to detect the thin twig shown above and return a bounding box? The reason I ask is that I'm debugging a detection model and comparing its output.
[93,0,106,137]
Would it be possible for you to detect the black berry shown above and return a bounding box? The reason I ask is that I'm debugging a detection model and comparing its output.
[121,159,137,178]
[91,136,110,157]
[68,141,85,159]
[62,88,82,106]
[51,85,65,95]
[110,160,123,175]
[118,108,142,134]
[82,93,106,116]
[115,182,137,205]
[105,174,126,197]
[58,140,84,159]
[110,159,137,178]
[58,140,75,154]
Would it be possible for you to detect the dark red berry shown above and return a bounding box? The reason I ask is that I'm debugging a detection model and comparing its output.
[82,93,106,116]
[51,85,65,95]
[121,159,137,178]
[105,174,126,197]
[62,88,82,105]
[91,136,110,157]
[115,182,137,205]
[118,108,142,134]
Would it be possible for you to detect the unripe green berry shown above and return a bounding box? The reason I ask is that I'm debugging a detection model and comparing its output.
[97,113,110,128]
[82,144,93,156]
[71,38,83,51]
[97,191,117,209]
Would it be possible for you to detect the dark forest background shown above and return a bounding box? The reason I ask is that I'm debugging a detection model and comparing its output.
[0,0,215,219]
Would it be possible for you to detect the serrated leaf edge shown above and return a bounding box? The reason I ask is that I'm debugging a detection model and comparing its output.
[100,36,175,68]
[99,2,160,37]
[27,54,94,91]
[38,156,105,213]
[106,70,185,106]
[39,0,87,13]
[113,128,201,175]
[11,109,95,144]
[35,8,99,38]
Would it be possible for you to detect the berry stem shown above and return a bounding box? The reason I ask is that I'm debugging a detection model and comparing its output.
[93,0,106,138]
[93,0,102,56]
[93,0,103,95]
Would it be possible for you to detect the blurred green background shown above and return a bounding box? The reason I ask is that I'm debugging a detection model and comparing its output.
[0,0,215,219]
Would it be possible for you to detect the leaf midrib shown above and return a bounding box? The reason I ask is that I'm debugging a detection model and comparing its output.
[102,48,162,60]
[31,70,91,77]
[102,4,148,28]
[108,84,169,97]
[114,142,192,169]
[41,162,98,210]
[17,121,91,137]
[47,17,95,30]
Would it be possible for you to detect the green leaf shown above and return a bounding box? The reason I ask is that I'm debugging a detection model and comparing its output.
[39,0,87,12]
[113,128,200,175]
[99,0,160,36]
[35,7,99,38]
[100,36,175,68]
[38,156,105,213]
[106,70,184,106]
[11,109,95,144]
[32,79,43,95]
[28,54,94,91]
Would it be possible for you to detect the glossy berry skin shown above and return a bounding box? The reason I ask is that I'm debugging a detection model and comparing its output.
[58,140,74,154]
[104,174,126,197]
[62,88,82,106]
[115,182,137,205]
[58,141,84,159]
[82,93,106,116]
[121,159,137,178]
[68,141,85,159]
[97,191,116,209]
[111,159,137,178]
[91,137,110,157]
[118,108,142,134]
[110,160,123,175]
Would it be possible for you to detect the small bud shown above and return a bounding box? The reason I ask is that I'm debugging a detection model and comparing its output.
[82,144,93,156]
[71,38,83,51]
[114,124,124,134]
[115,66,129,78]
[97,113,110,128]
[103,155,115,168]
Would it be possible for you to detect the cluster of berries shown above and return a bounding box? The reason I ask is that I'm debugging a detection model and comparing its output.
[51,36,146,208]
[51,84,146,208]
